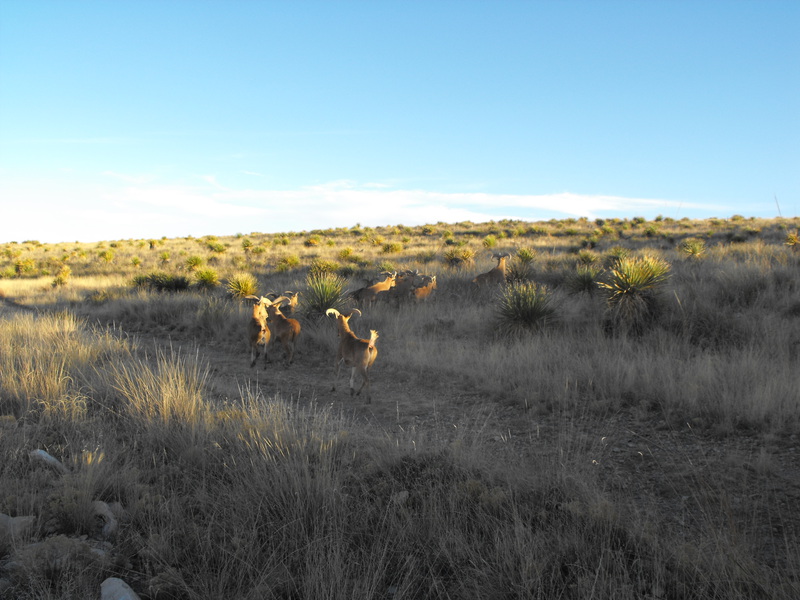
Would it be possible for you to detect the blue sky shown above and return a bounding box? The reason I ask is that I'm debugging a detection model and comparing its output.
[1,1,798,243]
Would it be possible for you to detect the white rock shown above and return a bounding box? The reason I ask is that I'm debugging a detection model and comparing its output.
[29,449,68,475]
[101,577,141,600]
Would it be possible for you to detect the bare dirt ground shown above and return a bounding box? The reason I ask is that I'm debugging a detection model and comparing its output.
[4,295,799,581]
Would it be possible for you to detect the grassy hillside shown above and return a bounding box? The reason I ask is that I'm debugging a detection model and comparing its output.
[1,215,799,599]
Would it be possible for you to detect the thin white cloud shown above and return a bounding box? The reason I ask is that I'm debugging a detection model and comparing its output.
[0,176,730,244]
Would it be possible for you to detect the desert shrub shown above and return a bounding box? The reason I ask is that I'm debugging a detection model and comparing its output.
[576,250,600,265]
[785,230,799,250]
[679,238,707,259]
[598,255,671,335]
[604,246,631,268]
[304,271,347,315]
[134,271,191,293]
[482,235,497,249]
[304,235,322,247]
[277,254,301,272]
[381,242,403,254]
[13,259,36,276]
[185,255,204,271]
[495,282,558,336]
[309,258,341,276]
[194,268,220,290]
[564,264,602,295]
[516,247,536,264]
[443,247,476,268]
[227,272,258,298]
[51,265,72,288]
[506,257,533,283]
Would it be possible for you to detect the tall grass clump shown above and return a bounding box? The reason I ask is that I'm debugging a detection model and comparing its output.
[226,272,258,298]
[598,255,671,335]
[304,271,347,316]
[494,282,558,336]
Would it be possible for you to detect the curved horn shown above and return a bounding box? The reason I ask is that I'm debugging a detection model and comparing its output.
[326,308,342,318]
[348,308,362,318]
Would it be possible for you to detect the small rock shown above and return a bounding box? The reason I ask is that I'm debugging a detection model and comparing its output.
[101,577,141,600]
[391,490,410,506]
[29,449,68,475]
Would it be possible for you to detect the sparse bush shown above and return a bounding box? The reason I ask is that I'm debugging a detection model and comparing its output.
[482,235,497,249]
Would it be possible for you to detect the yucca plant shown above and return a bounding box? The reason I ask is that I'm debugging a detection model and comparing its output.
[495,282,557,336]
[226,272,258,298]
[678,237,706,259]
[304,271,347,316]
[597,255,671,334]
